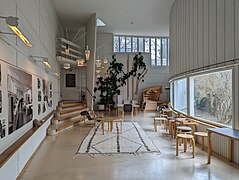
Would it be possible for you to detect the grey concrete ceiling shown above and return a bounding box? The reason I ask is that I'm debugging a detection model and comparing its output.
[51,0,174,36]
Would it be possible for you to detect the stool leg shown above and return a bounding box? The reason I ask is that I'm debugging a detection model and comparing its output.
[120,121,122,133]
[192,139,195,158]
[154,120,157,131]
[176,137,179,156]
[184,139,187,152]
[202,137,204,150]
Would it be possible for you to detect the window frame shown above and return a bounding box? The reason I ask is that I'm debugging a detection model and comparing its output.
[113,35,169,67]
[170,67,233,128]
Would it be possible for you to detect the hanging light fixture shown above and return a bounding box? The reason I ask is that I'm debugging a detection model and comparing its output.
[63,63,71,70]
[101,65,105,70]
[85,45,90,60]
[95,56,102,68]
[103,57,108,64]
[95,69,101,74]
[96,74,101,79]
[76,58,85,67]
[105,73,109,78]
[54,72,59,76]
[65,44,70,54]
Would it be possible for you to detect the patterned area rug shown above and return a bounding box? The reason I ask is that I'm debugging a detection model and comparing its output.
[75,122,160,156]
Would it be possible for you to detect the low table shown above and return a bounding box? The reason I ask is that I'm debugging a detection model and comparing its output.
[207,128,239,164]
[95,117,123,135]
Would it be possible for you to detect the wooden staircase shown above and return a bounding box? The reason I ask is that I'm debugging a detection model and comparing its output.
[47,101,88,135]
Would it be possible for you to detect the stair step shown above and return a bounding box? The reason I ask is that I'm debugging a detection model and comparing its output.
[60,107,87,115]
[62,103,86,109]
[48,118,83,135]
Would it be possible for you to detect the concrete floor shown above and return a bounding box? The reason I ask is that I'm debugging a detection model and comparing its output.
[21,112,239,180]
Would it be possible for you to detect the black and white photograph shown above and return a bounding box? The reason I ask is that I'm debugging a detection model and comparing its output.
[37,78,41,89]
[49,82,52,90]
[0,118,6,138]
[38,91,42,102]
[8,66,33,135]
[38,104,41,115]
[66,74,76,87]
[0,63,1,86]
[42,79,52,113]
[0,90,2,113]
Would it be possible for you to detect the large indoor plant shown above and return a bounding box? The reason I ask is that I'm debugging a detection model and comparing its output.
[94,53,147,107]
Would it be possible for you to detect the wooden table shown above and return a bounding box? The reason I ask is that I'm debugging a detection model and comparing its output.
[95,117,123,135]
[207,128,239,164]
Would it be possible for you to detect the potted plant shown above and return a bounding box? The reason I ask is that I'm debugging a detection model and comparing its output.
[94,53,147,108]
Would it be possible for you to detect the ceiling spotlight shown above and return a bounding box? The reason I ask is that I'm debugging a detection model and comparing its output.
[54,72,59,76]
[63,63,71,70]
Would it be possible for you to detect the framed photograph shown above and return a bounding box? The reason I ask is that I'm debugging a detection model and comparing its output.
[7,66,33,135]
[0,90,2,113]
[38,91,41,102]
[37,78,41,89]
[38,104,41,115]
[0,118,6,138]
[66,74,76,87]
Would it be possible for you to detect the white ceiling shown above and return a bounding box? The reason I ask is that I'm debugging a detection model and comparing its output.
[51,0,174,36]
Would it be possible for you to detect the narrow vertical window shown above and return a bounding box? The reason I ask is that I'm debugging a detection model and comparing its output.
[156,38,161,66]
[151,38,156,66]
[126,37,131,52]
[113,36,119,52]
[120,36,126,52]
[138,37,144,52]
[132,37,138,52]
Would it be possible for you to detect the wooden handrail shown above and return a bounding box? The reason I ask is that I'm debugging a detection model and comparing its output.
[0,111,54,168]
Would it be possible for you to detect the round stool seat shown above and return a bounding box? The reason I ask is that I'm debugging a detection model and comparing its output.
[169,120,175,123]
[177,126,192,131]
[177,134,194,139]
[194,132,208,137]
[154,117,167,121]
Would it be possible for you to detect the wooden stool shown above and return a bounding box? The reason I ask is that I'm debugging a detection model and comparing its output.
[194,132,208,150]
[176,134,195,158]
[168,119,175,136]
[154,117,167,131]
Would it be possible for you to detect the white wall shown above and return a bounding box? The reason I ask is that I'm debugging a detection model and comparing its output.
[60,68,86,100]
[169,0,239,78]
[95,32,169,104]
[0,0,62,153]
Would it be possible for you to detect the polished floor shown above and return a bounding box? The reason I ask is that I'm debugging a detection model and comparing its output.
[21,112,239,180]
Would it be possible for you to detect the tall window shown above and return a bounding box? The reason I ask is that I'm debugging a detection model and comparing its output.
[174,78,187,113]
[113,35,169,67]
[191,70,232,126]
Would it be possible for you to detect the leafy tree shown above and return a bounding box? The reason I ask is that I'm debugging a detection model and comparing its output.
[94,53,147,106]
